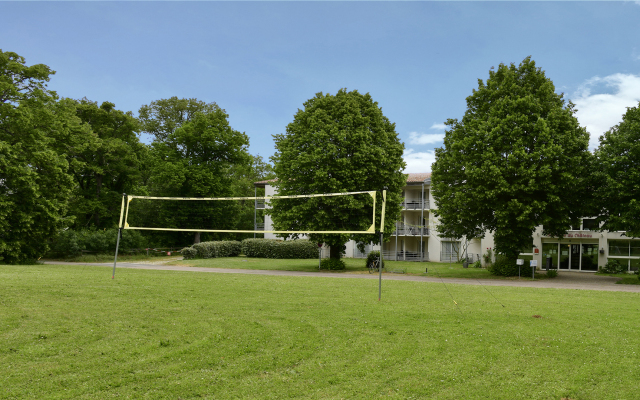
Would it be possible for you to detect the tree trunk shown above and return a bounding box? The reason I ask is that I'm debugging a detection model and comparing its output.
[329,245,342,260]
[194,232,201,244]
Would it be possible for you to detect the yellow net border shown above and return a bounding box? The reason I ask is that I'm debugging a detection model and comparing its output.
[118,190,386,235]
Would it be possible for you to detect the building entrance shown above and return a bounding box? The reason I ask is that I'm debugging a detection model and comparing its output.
[543,242,598,271]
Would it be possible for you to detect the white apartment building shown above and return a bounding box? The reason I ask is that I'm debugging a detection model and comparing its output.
[255,174,640,272]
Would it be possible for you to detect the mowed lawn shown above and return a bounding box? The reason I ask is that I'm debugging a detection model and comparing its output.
[2,265,639,399]
[171,256,513,279]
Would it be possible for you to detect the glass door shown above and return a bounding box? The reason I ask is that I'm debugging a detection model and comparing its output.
[581,244,598,271]
[570,244,580,270]
[559,244,570,269]
[542,243,559,269]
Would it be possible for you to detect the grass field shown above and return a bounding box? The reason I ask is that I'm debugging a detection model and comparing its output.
[2,264,639,399]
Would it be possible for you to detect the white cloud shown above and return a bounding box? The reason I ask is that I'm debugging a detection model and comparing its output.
[403,149,436,173]
[408,132,444,145]
[407,123,446,145]
[572,73,640,150]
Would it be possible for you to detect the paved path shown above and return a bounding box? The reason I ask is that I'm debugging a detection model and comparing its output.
[42,261,640,293]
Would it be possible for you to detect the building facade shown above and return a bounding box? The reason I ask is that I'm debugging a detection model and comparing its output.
[255,174,640,272]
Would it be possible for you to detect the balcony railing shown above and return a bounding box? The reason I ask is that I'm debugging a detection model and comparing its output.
[440,252,480,263]
[392,223,429,236]
[353,249,429,262]
[255,200,266,209]
[402,200,430,210]
[383,250,429,262]
[255,223,265,231]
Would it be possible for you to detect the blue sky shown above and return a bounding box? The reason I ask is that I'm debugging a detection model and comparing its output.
[2,1,640,172]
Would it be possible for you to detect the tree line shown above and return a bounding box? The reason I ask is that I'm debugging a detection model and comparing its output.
[0,50,273,263]
[3,50,637,266]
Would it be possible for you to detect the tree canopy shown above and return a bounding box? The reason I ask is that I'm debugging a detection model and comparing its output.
[138,97,220,142]
[431,57,593,261]
[0,50,77,263]
[66,99,144,229]
[142,107,252,244]
[594,101,640,237]
[269,89,406,259]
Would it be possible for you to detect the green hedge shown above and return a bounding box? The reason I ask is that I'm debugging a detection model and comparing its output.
[488,255,532,277]
[181,247,198,260]
[190,241,242,259]
[241,239,319,259]
[600,259,627,274]
[49,228,147,257]
[321,258,346,270]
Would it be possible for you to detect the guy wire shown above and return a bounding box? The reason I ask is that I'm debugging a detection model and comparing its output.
[432,267,463,318]
[475,278,506,308]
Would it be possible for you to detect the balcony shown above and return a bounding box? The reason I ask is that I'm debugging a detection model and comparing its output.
[440,252,480,263]
[352,249,429,262]
[402,200,430,210]
[255,222,265,231]
[255,200,266,209]
[382,250,429,262]
[392,223,429,236]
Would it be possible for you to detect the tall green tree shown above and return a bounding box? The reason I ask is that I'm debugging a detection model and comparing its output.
[269,89,406,259]
[66,99,144,229]
[431,57,593,265]
[143,108,251,245]
[594,102,640,237]
[0,50,78,263]
[138,97,219,142]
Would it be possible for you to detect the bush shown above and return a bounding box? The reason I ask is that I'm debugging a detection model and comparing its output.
[181,247,198,260]
[49,228,147,257]
[321,258,346,270]
[472,260,482,268]
[190,241,242,259]
[546,268,558,278]
[50,230,83,257]
[241,239,319,259]
[488,255,532,277]
[600,259,627,274]
[366,251,385,270]
[482,248,493,265]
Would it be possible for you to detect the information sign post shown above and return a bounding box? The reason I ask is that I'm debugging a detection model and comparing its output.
[517,258,524,278]
[530,260,538,280]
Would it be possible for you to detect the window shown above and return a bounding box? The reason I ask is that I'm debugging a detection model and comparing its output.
[520,243,534,254]
[609,240,629,256]
[582,218,598,231]
[607,240,640,272]
[441,241,460,261]
[542,243,559,269]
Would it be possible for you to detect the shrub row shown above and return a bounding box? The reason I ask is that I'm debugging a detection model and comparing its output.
[488,256,533,277]
[241,239,319,259]
[181,247,198,260]
[49,228,147,257]
[188,241,242,259]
